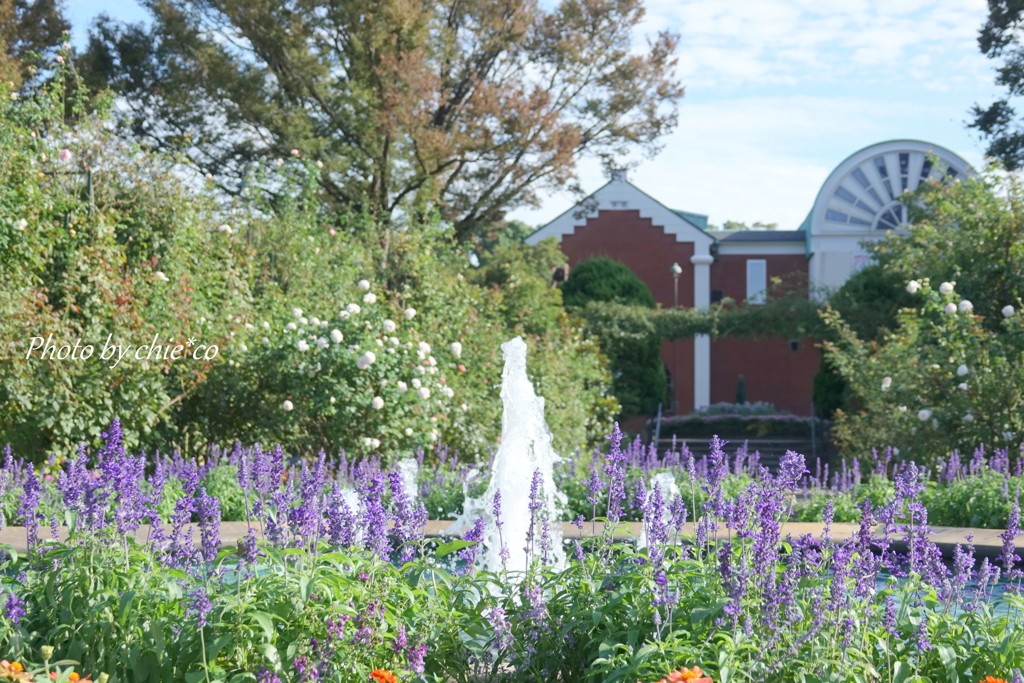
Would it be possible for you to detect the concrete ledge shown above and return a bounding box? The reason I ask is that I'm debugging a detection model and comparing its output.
[0,522,1019,559]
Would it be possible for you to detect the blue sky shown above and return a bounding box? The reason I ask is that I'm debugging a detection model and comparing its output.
[66,0,1001,230]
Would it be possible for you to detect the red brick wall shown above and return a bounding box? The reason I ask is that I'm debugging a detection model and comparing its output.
[559,210,695,413]
[557,214,820,417]
[709,254,819,415]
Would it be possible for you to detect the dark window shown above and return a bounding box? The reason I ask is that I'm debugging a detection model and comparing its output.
[835,187,857,203]
[856,200,875,213]
[826,209,849,222]
[919,159,933,180]
[883,179,894,199]
[874,157,889,178]
[899,153,909,175]
[850,217,872,226]
[868,188,884,205]
[789,340,800,352]
[852,168,871,188]
[901,176,908,191]
[711,290,723,303]
[946,167,958,179]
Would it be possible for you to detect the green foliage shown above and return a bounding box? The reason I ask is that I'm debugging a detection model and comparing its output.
[0,65,618,463]
[872,167,1024,330]
[823,278,1024,466]
[561,257,664,416]
[80,0,683,241]
[561,257,657,309]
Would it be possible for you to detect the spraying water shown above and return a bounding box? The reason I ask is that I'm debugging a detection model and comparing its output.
[447,336,566,573]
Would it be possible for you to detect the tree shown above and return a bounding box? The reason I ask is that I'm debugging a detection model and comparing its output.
[81,0,683,245]
[707,220,778,231]
[970,3,1024,170]
[0,0,69,87]
[561,256,666,416]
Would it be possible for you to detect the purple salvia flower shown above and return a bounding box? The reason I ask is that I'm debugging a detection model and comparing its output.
[197,488,221,565]
[459,516,486,570]
[1000,495,1022,579]
[357,469,391,558]
[389,470,427,563]
[185,581,213,628]
[4,590,26,626]
[17,466,42,553]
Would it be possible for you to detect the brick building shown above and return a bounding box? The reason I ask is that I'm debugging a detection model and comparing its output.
[526,139,972,417]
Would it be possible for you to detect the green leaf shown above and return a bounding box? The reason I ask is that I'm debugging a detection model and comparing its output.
[435,539,475,559]
[185,672,207,683]
[250,611,275,640]
[207,633,233,661]
[691,598,729,625]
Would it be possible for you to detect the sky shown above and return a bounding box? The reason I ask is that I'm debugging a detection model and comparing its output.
[66,0,1002,230]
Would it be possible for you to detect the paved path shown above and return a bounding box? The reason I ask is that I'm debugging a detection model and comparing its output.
[0,521,1019,559]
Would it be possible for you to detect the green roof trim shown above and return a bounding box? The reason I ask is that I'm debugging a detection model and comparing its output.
[670,209,709,231]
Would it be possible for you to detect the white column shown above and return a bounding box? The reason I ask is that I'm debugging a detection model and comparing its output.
[690,252,715,409]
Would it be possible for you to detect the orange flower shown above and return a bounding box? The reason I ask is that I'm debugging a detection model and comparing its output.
[369,670,398,683]
[981,678,1007,683]
[0,660,30,681]
[658,668,713,683]
[49,673,83,682]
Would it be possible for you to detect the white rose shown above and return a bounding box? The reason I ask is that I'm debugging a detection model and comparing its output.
[415,365,425,375]
[357,279,371,291]
[282,400,294,411]
[1003,305,1016,318]
[339,310,350,319]
[450,342,463,358]
[939,282,954,296]
[397,381,408,392]
[443,386,455,398]
[404,308,416,320]
[957,364,968,376]
[375,338,383,347]
[363,292,377,304]
[155,271,170,282]
[300,317,308,325]
[310,317,321,326]
[346,303,361,315]
[245,323,255,330]
[944,303,957,315]
[390,337,400,346]
[411,378,421,388]
[427,366,437,374]
[906,280,920,294]
[316,337,329,349]
[285,322,297,331]
[263,321,270,329]
[881,377,892,391]
[430,430,438,441]
[297,340,310,352]
[959,300,973,313]
[331,329,344,343]
[461,403,469,411]
[329,396,336,404]
[958,383,968,391]
[428,356,437,366]
[356,351,376,370]
[382,319,397,333]
[418,341,431,355]
[405,428,414,436]
[372,396,384,410]
[261,337,270,345]
[898,406,908,413]
[918,409,932,421]
[371,438,381,449]
[418,387,430,399]
[292,307,303,318]
[963,414,975,422]
[14,219,27,231]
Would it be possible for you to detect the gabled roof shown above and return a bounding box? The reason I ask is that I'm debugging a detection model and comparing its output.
[524,176,714,248]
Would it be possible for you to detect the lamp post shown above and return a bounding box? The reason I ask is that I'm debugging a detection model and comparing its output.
[670,262,683,413]
[671,262,682,308]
